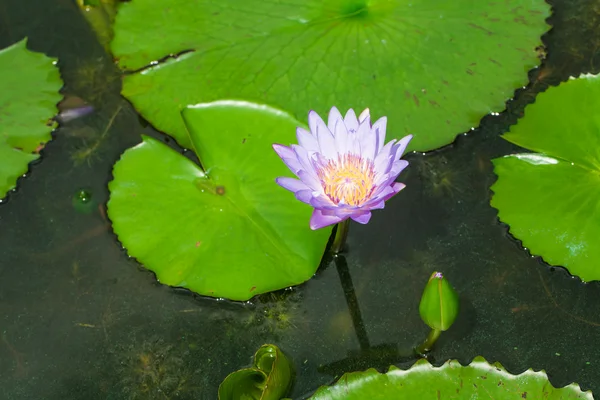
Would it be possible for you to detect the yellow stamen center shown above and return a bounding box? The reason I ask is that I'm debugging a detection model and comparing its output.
[317,154,376,206]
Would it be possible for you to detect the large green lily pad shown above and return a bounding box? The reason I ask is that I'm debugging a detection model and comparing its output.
[0,38,62,199]
[491,74,600,282]
[218,344,293,400]
[309,356,592,399]
[107,101,331,301]
[111,0,550,152]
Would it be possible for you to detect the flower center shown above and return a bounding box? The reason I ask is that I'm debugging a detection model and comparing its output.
[317,154,376,206]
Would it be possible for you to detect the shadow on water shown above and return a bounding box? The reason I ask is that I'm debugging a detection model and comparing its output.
[0,0,599,398]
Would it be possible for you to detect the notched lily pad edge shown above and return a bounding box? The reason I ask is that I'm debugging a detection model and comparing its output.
[311,355,592,397]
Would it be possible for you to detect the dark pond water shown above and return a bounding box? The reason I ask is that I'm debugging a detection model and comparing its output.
[1,0,600,398]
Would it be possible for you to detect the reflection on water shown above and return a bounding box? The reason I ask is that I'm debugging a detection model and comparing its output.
[0,0,600,398]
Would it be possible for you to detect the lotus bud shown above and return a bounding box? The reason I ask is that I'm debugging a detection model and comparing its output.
[419,271,459,331]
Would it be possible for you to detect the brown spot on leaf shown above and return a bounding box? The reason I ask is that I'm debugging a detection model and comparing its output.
[250,286,256,292]
[514,16,527,24]
[413,95,420,107]
[242,138,246,144]
[428,100,440,107]
[466,68,474,75]
[522,392,527,398]
[195,241,202,248]
[468,23,493,35]
[216,186,226,195]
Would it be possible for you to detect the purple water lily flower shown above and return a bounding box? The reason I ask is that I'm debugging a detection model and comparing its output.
[273,107,412,230]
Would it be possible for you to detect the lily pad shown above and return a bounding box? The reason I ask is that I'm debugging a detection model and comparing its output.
[111,0,550,152]
[218,344,293,400]
[491,74,600,282]
[309,356,592,399]
[0,38,62,200]
[107,101,331,301]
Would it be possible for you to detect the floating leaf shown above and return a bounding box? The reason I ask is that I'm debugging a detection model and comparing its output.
[491,74,600,282]
[309,356,592,399]
[111,0,550,152]
[218,344,293,400]
[0,38,62,200]
[107,101,331,301]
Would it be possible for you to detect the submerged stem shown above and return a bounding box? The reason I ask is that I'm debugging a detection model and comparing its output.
[415,328,442,356]
[331,219,350,254]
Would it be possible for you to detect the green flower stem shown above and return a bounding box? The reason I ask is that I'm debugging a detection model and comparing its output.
[415,328,442,356]
[331,219,350,254]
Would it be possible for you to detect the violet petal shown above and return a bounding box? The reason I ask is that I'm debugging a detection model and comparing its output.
[372,116,387,153]
[393,134,413,161]
[273,144,303,175]
[389,159,409,179]
[351,211,372,224]
[275,177,310,193]
[373,154,394,179]
[295,189,314,204]
[392,182,407,193]
[292,144,318,176]
[333,117,349,154]
[298,169,323,192]
[366,199,386,210]
[315,121,336,159]
[273,143,295,159]
[366,185,396,204]
[358,108,370,123]
[327,106,344,133]
[357,119,376,160]
[344,109,359,132]
[309,194,336,209]
[308,110,327,136]
[297,127,319,152]
[310,209,343,230]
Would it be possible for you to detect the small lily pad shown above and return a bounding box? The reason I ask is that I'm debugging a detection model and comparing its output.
[491,74,600,282]
[111,0,550,152]
[309,356,592,399]
[0,38,62,200]
[218,344,293,400]
[107,101,331,301]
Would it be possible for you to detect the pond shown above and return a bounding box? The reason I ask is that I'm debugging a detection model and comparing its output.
[0,0,599,398]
